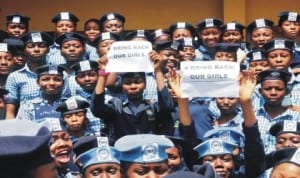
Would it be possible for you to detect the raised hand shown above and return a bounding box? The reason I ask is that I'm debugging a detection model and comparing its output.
[167,68,182,98]
[239,70,257,102]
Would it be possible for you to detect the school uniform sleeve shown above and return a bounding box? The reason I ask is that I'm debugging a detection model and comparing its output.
[91,91,121,122]
[5,72,20,104]
[157,86,174,111]
[243,121,266,178]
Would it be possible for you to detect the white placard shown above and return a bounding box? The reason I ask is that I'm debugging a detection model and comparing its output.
[106,41,154,72]
[180,61,240,98]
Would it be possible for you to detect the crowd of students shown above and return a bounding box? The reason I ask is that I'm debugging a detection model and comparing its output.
[0,10,300,178]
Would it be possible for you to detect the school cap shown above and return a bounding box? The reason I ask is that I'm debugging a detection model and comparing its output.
[93,32,121,46]
[35,64,65,76]
[0,120,53,174]
[99,12,126,26]
[271,147,300,167]
[121,72,146,81]
[56,96,89,115]
[220,22,245,33]
[213,42,240,52]
[55,32,87,46]
[203,127,245,147]
[177,37,199,50]
[114,134,174,163]
[51,12,79,23]
[125,30,151,41]
[196,18,223,31]
[0,43,15,54]
[151,29,171,43]
[169,22,195,35]
[41,118,67,133]
[247,18,274,34]
[155,40,180,52]
[269,120,300,136]
[247,49,267,62]
[193,138,235,159]
[263,39,294,53]
[2,38,24,54]
[21,31,53,46]
[278,11,300,26]
[257,69,291,83]
[76,136,120,171]
[6,12,30,25]
[71,60,99,74]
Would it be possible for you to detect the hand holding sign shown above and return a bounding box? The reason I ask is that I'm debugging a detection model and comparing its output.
[106,41,154,72]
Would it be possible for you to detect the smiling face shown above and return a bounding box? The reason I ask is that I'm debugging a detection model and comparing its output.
[84,21,101,42]
[49,131,73,168]
[38,74,64,95]
[0,51,14,75]
[199,27,221,48]
[222,30,243,43]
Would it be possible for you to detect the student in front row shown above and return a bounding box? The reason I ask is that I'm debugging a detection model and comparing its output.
[91,50,174,144]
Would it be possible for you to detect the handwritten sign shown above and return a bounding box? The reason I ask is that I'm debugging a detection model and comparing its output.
[106,41,153,72]
[180,61,240,97]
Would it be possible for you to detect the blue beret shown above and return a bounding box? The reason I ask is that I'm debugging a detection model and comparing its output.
[257,69,291,83]
[278,11,300,26]
[93,32,121,46]
[247,18,274,34]
[193,138,235,159]
[196,18,223,31]
[0,120,53,173]
[213,42,240,52]
[2,38,24,54]
[71,60,98,74]
[169,22,195,35]
[56,97,89,115]
[269,120,300,136]
[51,12,79,23]
[21,31,53,46]
[40,118,67,133]
[0,43,15,54]
[35,64,65,76]
[6,13,30,25]
[55,32,86,46]
[77,146,120,171]
[99,12,125,26]
[203,127,245,147]
[155,40,180,52]
[73,135,99,157]
[263,39,295,53]
[164,171,205,178]
[220,21,245,33]
[114,134,174,163]
[247,49,267,62]
[121,72,146,81]
[125,30,151,41]
[272,147,300,167]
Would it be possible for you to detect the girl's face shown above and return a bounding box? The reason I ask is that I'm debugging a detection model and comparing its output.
[38,74,64,95]
[60,40,85,62]
[102,20,124,34]
[214,51,236,62]
[55,20,76,36]
[251,28,273,48]
[178,46,196,61]
[172,29,192,41]
[222,30,243,43]
[249,60,270,76]
[202,154,234,178]
[84,163,122,178]
[126,162,169,178]
[84,21,101,42]
[0,51,14,75]
[97,40,115,56]
[199,28,221,48]
[259,79,287,106]
[280,21,300,40]
[63,111,86,132]
[25,42,49,61]
[267,49,292,70]
[165,147,181,172]
[6,23,28,38]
